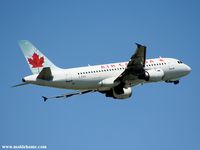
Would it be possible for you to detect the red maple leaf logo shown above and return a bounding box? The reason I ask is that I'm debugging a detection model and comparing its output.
[28,53,44,68]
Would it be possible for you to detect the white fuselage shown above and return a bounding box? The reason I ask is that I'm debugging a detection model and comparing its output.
[23,57,191,91]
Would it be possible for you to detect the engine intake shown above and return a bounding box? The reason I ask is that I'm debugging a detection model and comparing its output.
[112,87,132,99]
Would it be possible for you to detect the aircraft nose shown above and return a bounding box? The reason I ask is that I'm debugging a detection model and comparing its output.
[184,64,192,74]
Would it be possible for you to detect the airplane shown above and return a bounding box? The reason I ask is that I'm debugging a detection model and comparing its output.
[14,40,191,101]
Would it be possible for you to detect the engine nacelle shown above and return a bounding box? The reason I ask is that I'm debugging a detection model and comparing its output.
[112,87,132,99]
[99,77,119,88]
[143,69,164,82]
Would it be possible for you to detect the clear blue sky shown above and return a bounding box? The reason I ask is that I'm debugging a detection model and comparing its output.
[0,0,199,150]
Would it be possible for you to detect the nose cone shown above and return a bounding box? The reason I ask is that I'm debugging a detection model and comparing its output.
[184,64,192,75]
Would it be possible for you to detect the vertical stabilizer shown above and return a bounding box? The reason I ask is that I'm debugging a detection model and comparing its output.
[19,40,61,74]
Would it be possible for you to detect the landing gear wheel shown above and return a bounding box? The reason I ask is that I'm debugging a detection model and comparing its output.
[174,80,179,85]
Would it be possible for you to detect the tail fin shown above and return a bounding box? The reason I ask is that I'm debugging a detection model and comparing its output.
[19,40,61,74]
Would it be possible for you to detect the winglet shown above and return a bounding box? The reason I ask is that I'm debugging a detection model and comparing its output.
[135,43,142,48]
[42,96,48,102]
[135,43,146,48]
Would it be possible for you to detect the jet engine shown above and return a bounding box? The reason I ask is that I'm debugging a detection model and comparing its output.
[105,87,132,99]
[140,69,164,82]
[112,87,132,99]
[99,77,119,88]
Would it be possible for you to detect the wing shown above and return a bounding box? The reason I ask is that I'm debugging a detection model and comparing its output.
[42,90,94,101]
[115,43,146,87]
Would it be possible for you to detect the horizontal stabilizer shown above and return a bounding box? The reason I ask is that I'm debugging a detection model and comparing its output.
[12,82,29,87]
[37,67,53,80]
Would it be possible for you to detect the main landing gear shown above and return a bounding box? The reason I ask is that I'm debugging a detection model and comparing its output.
[173,80,179,85]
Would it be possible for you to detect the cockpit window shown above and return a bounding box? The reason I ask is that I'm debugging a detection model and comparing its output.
[177,60,183,64]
